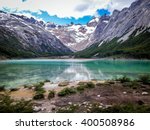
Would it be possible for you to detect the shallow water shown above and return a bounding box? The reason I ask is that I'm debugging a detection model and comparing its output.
[0,59,150,88]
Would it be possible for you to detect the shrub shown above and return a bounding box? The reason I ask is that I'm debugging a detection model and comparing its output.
[33,92,44,100]
[24,85,32,89]
[117,76,131,83]
[58,87,76,97]
[0,94,33,113]
[85,82,95,88]
[123,80,139,89]
[0,85,5,91]
[34,82,45,93]
[77,85,85,92]
[138,75,150,84]
[33,82,46,100]
[96,82,103,86]
[48,90,55,100]
[35,87,45,93]
[10,88,19,92]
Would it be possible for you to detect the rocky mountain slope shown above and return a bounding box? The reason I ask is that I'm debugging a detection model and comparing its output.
[76,0,150,59]
[46,17,99,51]
[0,11,72,58]
[0,0,149,59]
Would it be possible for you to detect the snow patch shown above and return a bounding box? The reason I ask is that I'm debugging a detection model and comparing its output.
[103,20,109,23]
[98,41,104,47]
[89,17,99,23]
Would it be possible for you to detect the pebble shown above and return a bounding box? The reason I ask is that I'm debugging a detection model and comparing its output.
[142,92,149,95]
[98,106,103,108]
[68,102,72,105]
[123,92,127,94]
[83,102,87,105]
[97,95,101,98]
[41,107,46,111]
[33,106,41,112]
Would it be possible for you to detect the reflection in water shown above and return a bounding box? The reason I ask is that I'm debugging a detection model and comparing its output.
[55,64,92,81]
[0,59,150,88]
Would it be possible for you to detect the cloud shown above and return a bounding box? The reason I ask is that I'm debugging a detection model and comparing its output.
[0,0,136,19]
[75,3,90,12]
[110,0,136,12]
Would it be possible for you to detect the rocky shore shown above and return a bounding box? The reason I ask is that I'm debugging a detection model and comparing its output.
[0,75,150,113]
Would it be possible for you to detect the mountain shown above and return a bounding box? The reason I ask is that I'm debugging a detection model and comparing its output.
[46,17,99,51]
[75,0,150,59]
[0,11,72,58]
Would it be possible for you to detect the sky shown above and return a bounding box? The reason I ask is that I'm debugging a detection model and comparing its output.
[0,0,136,25]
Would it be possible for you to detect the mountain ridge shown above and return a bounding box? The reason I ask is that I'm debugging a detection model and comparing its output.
[0,11,72,58]
[75,0,150,59]
[45,17,100,51]
[0,0,150,59]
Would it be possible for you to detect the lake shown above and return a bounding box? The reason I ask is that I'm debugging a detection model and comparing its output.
[0,59,150,88]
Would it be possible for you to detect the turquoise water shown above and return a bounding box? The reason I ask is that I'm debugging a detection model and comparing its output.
[0,59,150,88]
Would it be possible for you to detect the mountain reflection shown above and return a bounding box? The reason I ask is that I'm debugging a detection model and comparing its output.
[0,59,150,88]
[54,63,112,82]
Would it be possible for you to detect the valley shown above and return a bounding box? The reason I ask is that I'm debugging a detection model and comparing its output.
[0,0,150,59]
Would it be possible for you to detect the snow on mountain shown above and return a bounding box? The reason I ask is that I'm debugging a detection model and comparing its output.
[45,17,99,51]
[0,11,72,58]
[92,0,150,44]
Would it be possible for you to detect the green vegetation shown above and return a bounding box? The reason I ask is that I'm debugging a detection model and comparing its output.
[76,82,95,93]
[56,103,150,113]
[58,87,76,97]
[48,90,55,100]
[123,80,139,89]
[0,94,33,113]
[77,85,85,92]
[33,82,45,100]
[33,92,44,100]
[57,82,95,96]
[0,26,72,58]
[34,82,45,93]
[88,103,150,113]
[85,82,95,88]
[116,76,131,83]
[0,27,37,58]
[75,28,150,59]
[138,75,150,84]
[77,82,95,91]
[57,105,79,113]
[24,85,33,89]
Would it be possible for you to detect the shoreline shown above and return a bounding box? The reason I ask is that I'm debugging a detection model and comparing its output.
[0,77,150,113]
[1,59,150,64]
[1,56,150,61]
